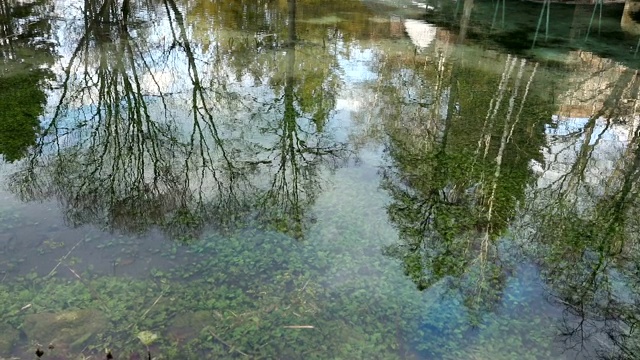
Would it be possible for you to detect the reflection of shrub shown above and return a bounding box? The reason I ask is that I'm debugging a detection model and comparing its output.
[109,192,164,233]
[163,206,204,243]
[0,69,52,163]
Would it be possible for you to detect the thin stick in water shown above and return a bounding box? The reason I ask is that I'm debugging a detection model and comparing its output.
[46,238,84,278]
[283,325,314,329]
[208,329,250,357]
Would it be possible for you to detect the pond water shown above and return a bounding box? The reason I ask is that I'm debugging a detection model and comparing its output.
[1,0,639,358]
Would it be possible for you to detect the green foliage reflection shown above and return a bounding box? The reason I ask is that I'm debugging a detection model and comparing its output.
[0,0,54,162]
[377,51,553,316]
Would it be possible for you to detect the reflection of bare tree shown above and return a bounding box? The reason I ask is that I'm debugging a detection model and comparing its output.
[526,186,640,358]
[544,65,640,204]
[518,71,640,358]
[7,0,350,241]
[163,0,256,235]
[253,0,349,239]
[9,0,250,240]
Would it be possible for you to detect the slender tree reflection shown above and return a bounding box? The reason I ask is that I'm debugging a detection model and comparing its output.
[372,43,551,319]
[248,0,349,239]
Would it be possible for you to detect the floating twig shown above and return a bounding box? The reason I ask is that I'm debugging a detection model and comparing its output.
[125,287,170,330]
[46,238,84,278]
[67,266,82,280]
[140,287,168,320]
[283,325,314,329]
[299,279,310,292]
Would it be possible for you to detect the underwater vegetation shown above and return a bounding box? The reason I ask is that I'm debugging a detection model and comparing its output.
[0,223,572,360]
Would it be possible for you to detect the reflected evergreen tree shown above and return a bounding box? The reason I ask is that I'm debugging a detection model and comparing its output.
[0,0,54,162]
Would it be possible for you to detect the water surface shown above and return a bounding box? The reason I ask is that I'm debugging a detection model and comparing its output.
[1,0,639,358]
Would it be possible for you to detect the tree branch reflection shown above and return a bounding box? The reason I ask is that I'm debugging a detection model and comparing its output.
[517,64,640,359]
[370,46,551,321]
[250,0,350,239]
[8,0,350,242]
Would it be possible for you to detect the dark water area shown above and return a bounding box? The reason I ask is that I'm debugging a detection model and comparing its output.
[0,0,639,358]
[422,0,638,66]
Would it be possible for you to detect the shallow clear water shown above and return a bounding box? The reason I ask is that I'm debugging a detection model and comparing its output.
[1,0,639,358]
